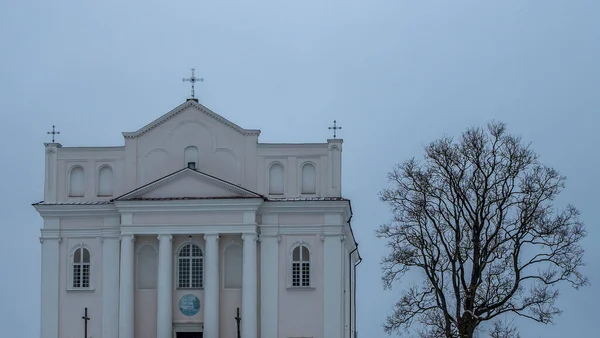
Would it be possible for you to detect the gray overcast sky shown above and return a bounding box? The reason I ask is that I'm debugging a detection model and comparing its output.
[1,0,598,337]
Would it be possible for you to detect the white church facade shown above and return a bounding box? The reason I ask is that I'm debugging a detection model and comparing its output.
[34,98,361,338]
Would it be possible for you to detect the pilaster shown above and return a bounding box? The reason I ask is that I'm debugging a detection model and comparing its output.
[242,232,258,338]
[101,216,120,338]
[119,235,135,338]
[44,143,61,203]
[323,234,345,338]
[327,139,343,197]
[288,156,297,196]
[157,234,173,338]
[204,233,220,338]
[40,233,60,338]
[260,234,279,338]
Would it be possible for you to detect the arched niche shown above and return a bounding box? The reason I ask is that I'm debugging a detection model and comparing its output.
[301,162,316,194]
[136,244,158,290]
[97,165,113,196]
[223,242,243,289]
[69,166,85,197]
[269,162,284,195]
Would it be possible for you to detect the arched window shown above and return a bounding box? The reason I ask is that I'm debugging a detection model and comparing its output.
[136,244,157,290]
[97,166,113,196]
[223,243,243,289]
[69,166,85,197]
[301,163,316,194]
[292,245,310,287]
[269,163,284,195]
[178,243,203,288]
[72,246,91,288]
[184,146,199,169]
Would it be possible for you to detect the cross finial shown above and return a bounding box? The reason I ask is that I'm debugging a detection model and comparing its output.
[47,125,60,143]
[182,68,204,100]
[328,120,342,138]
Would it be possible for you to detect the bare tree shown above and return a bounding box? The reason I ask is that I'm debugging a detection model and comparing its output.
[377,122,587,338]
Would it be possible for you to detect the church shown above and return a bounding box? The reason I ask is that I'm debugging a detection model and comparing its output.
[33,95,361,338]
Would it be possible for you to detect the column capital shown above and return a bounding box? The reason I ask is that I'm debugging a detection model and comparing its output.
[241,233,259,242]
[157,234,173,241]
[204,233,220,241]
[119,234,135,242]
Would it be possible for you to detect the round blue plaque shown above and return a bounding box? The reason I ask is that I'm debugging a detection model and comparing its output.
[179,294,201,316]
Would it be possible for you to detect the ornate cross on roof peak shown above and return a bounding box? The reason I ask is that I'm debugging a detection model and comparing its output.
[328,120,342,139]
[182,68,204,100]
[47,125,60,143]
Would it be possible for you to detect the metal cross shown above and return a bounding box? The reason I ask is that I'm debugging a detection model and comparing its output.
[328,120,342,138]
[82,307,90,338]
[47,125,60,143]
[182,68,204,99]
[235,307,242,338]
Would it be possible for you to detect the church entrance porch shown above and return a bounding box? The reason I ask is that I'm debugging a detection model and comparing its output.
[173,322,203,338]
[176,332,202,338]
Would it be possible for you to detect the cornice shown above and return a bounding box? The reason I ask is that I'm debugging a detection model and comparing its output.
[259,199,352,220]
[58,229,104,238]
[114,198,264,213]
[258,225,345,236]
[258,143,328,148]
[122,100,260,139]
[120,224,258,235]
[60,146,125,151]
[33,203,119,217]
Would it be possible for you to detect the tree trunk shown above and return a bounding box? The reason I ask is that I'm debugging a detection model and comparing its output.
[458,319,476,338]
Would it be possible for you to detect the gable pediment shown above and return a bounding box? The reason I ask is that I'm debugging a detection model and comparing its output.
[114,168,263,201]
[122,100,260,139]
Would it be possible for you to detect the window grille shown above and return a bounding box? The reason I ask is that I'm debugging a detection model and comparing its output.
[72,247,90,288]
[178,243,203,288]
[292,245,310,287]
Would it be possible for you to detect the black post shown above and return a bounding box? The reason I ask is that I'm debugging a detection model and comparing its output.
[82,307,90,338]
[235,307,242,338]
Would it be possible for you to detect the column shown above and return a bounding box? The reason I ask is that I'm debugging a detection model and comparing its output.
[157,234,173,338]
[323,235,344,338]
[204,234,220,338]
[260,235,279,338]
[119,235,135,338]
[101,236,120,338]
[242,233,258,338]
[40,237,60,338]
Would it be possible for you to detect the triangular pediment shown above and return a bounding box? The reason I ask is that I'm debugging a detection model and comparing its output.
[122,100,260,139]
[114,168,264,201]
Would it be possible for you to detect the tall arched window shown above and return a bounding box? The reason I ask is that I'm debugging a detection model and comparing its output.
[301,163,316,194]
[97,166,113,196]
[269,163,284,195]
[184,146,199,169]
[136,244,157,290]
[178,243,203,288]
[292,245,310,287]
[223,243,243,289]
[72,247,91,288]
[69,166,85,197]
